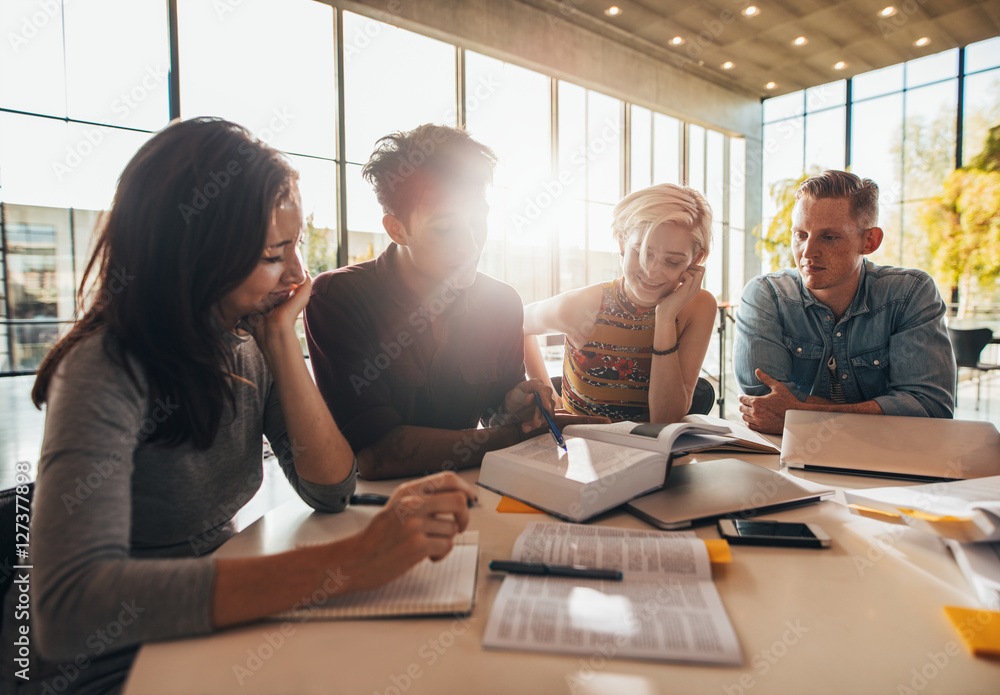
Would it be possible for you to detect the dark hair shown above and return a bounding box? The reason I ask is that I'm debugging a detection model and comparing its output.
[361,123,496,221]
[32,118,298,449]
[795,170,879,230]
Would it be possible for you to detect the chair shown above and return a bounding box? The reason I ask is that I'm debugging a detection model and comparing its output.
[550,376,716,416]
[947,327,1000,410]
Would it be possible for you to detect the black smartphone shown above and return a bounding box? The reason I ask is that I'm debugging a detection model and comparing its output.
[717,519,831,548]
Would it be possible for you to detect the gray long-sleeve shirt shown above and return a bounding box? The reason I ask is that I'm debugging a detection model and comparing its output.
[1,329,355,694]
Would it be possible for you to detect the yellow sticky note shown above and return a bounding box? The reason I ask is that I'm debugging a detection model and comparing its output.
[848,503,903,522]
[943,606,1000,657]
[496,496,546,514]
[704,539,732,564]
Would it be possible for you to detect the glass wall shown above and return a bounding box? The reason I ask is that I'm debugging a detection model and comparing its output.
[761,39,1000,307]
[0,0,747,374]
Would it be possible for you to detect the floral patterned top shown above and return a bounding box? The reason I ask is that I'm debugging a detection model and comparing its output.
[561,277,655,421]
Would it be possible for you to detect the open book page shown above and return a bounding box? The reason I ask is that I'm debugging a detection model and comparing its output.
[511,522,711,581]
[273,532,479,620]
[484,523,741,665]
[499,436,662,484]
[683,414,781,453]
[562,420,732,455]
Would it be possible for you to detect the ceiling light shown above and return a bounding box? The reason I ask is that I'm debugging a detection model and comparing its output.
[880,6,896,17]
[722,61,735,70]
[743,5,760,17]
[833,61,847,70]
[604,6,621,16]
[765,81,777,90]
[793,36,808,46]
[670,36,685,46]
[915,36,931,47]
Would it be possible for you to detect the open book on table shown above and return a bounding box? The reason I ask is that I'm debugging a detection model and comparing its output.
[478,416,773,522]
[271,531,479,620]
[482,522,742,665]
[562,414,779,455]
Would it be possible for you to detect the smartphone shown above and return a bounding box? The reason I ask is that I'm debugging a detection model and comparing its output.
[717,519,831,548]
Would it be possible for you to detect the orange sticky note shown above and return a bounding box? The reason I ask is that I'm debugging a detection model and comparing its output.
[496,496,546,514]
[704,539,732,564]
[943,606,1000,657]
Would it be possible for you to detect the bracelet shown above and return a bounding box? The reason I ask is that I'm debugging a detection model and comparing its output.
[651,317,681,356]
[650,341,680,356]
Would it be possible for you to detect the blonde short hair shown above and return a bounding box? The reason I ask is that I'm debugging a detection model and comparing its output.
[612,184,713,261]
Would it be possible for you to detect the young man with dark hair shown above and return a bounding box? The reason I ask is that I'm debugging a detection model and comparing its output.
[305,124,598,479]
[734,169,955,434]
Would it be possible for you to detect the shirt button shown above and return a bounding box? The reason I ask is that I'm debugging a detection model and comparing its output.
[825,316,831,321]
[796,347,802,353]
[836,332,842,337]
[842,374,848,379]
[873,359,879,365]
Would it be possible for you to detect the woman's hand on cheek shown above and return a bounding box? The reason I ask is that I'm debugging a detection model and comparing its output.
[655,264,705,319]
[241,273,312,349]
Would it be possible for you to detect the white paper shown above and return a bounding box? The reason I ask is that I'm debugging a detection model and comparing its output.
[484,523,741,665]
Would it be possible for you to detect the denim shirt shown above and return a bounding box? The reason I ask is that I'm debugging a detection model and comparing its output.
[734,260,955,418]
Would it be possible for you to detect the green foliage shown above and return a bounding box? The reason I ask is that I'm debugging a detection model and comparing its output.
[919,126,1000,312]
[753,170,818,273]
[304,214,337,275]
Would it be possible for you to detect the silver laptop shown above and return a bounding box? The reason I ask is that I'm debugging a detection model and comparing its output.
[781,410,1000,481]
[625,458,831,530]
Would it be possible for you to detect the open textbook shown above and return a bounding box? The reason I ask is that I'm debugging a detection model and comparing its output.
[479,416,773,522]
[844,476,1000,543]
[482,523,742,665]
[272,532,479,620]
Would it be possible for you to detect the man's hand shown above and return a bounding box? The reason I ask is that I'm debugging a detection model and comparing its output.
[502,379,557,434]
[737,369,801,434]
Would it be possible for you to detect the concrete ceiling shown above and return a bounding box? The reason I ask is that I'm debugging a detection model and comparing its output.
[518,0,1000,97]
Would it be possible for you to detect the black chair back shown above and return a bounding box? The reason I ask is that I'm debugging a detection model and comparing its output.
[948,328,994,368]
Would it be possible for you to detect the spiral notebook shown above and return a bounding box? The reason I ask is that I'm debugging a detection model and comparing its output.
[272,531,479,620]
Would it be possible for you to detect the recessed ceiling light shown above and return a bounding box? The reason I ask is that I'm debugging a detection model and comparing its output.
[743,5,760,17]
[604,6,621,17]
[833,61,847,70]
[880,6,896,17]
[765,81,777,90]
[915,36,931,47]
[670,36,685,46]
[793,36,808,47]
[722,61,735,70]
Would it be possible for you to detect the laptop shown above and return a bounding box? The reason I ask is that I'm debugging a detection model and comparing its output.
[780,410,1000,482]
[625,458,831,530]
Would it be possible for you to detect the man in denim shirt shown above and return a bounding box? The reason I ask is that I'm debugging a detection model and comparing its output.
[734,170,955,434]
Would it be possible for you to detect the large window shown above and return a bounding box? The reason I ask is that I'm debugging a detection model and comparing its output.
[0,0,750,374]
[761,42,997,308]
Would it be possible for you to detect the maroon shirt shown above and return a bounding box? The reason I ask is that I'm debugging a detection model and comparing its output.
[304,245,526,454]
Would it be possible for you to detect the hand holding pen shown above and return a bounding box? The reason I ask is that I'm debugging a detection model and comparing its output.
[533,390,567,451]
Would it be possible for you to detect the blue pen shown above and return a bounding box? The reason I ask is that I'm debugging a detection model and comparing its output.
[533,390,567,451]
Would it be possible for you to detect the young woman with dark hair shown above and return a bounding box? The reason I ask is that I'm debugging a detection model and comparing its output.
[4,118,475,694]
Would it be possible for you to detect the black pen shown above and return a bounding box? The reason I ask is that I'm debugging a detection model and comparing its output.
[533,390,567,451]
[349,493,390,506]
[350,493,480,508]
[489,560,623,581]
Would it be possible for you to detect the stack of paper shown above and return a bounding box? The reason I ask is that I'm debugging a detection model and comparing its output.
[844,478,1000,611]
[843,476,1000,543]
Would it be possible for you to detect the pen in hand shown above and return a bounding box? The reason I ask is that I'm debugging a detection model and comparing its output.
[533,390,567,451]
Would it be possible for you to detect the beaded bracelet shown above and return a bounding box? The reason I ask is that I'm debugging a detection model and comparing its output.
[651,317,680,356]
